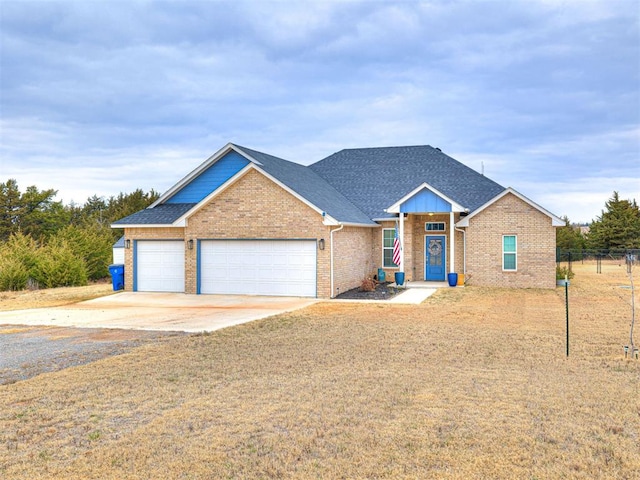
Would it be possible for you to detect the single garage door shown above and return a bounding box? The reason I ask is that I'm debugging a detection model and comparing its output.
[136,240,185,292]
[200,240,316,297]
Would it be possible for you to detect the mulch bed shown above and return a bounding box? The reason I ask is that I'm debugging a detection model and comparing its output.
[335,281,401,300]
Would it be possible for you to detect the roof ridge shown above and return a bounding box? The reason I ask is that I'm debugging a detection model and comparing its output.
[335,144,435,153]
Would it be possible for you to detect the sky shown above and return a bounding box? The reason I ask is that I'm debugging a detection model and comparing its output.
[1,0,638,224]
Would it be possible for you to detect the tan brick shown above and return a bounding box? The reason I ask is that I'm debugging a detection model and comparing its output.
[463,192,556,288]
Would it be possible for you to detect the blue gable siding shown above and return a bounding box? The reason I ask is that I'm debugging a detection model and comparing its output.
[165,151,250,204]
[400,188,452,213]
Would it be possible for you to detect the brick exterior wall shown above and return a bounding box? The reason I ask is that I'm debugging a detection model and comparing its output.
[331,226,375,297]
[122,168,375,298]
[463,192,556,288]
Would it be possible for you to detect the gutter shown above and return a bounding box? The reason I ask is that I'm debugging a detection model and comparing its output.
[329,223,344,298]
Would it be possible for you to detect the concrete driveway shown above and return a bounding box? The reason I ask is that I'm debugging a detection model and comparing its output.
[0,292,319,332]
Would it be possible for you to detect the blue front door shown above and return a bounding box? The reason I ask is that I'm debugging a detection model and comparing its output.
[425,236,446,281]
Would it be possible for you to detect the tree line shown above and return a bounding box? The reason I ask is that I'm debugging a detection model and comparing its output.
[1,179,638,291]
[0,179,159,290]
[556,191,640,253]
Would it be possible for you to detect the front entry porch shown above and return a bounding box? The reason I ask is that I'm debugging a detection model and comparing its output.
[384,182,466,286]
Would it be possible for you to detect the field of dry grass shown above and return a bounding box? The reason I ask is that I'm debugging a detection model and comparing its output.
[0,283,114,311]
[1,262,638,479]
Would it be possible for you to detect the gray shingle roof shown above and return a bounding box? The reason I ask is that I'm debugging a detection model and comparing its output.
[234,145,377,225]
[112,144,506,227]
[112,203,196,225]
[309,145,505,219]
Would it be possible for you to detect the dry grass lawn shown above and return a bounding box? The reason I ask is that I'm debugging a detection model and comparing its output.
[0,283,114,311]
[1,262,639,479]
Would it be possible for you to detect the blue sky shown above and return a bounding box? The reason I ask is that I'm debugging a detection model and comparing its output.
[1,0,638,223]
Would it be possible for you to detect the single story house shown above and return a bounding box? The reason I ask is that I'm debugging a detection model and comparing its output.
[111,143,563,297]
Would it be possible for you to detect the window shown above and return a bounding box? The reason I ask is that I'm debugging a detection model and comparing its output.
[503,235,517,271]
[383,228,398,268]
[425,222,445,231]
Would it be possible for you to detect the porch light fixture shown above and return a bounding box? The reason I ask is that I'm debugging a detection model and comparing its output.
[318,238,325,250]
[188,239,194,250]
[125,239,131,249]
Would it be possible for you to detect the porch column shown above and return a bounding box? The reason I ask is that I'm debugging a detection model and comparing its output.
[399,212,405,273]
[449,211,455,273]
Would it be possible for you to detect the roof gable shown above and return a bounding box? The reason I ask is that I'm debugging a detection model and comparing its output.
[456,187,564,227]
[310,145,505,219]
[152,143,255,207]
[386,182,466,214]
[165,151,250,204]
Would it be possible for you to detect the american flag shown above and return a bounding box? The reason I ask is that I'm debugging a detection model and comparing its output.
[393,224,401,266]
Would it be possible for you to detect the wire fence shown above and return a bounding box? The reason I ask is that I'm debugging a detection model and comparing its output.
[556,248,639,274]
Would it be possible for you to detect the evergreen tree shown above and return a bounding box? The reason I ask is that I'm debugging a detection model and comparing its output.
[0,179,22,241]
[0,179,67,241]
[556,216,586,251]
[587,192,640,251]
[106,188,160,225]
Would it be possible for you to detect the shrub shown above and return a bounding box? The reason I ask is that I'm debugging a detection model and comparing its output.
[556,265,575,280]
[53,224,113,280]
[2,232,40,274]
[360,277,376,292]
[0,255,29,291]
[30,240,88,288]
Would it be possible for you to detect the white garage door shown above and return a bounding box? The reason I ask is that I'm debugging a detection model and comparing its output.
[200,240,316,297]
[136,240,185,292]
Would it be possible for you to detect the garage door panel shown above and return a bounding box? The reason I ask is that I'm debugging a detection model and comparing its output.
[200,240,316,297]
[136,240,185,293]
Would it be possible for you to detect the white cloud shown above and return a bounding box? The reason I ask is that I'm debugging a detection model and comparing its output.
[0,0,637,226]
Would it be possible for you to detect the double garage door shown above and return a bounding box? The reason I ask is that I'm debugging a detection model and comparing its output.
[200,240,316,297]
[136,239,316,297]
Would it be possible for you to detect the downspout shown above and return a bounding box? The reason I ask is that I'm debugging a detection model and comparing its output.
[330,223,344,298]
[454,225,466,276]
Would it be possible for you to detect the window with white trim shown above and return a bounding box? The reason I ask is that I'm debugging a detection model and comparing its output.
[425,222,445,231]
[382,228,398,268]
[503,235,517,271]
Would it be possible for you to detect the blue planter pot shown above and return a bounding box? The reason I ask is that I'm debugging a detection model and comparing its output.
[394,272,405,286]
[447,273,458,287]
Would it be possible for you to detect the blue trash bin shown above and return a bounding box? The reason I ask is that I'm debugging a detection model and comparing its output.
[108,264,125,291]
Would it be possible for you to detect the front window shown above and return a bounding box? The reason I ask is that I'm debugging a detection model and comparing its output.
[383,228,398,268]
[503,235,517,271]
